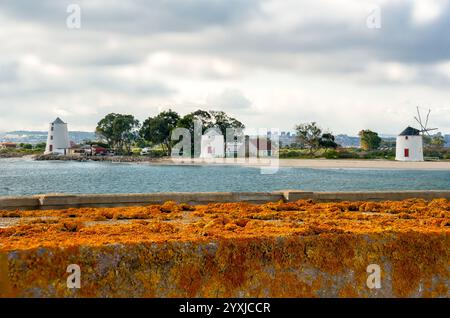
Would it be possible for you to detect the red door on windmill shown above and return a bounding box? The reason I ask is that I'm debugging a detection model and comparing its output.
[404,148,409,157]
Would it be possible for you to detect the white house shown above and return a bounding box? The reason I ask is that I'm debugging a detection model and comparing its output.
[44,117,71,155]
[225,141,245,158]
[200,128,224,159]
[395,126,423,161]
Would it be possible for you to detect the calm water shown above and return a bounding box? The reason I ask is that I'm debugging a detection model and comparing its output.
[0,158,449,196]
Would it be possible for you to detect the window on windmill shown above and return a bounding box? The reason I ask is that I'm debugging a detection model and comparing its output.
[50,136,53,140]
[405,136,408,140]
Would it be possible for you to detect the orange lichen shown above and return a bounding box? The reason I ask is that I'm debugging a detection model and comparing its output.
[0,198,448,298]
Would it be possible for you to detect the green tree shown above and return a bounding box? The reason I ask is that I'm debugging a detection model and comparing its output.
[209,110,245,136]
[319,133,338,151]
[423,135,432,147]
[19,143,33,150]
[177,110,214,134]
[358,130,381,151]
[177,109,245,157]
[34,142,46,150]
[430,133,445,148]
[96,113,140,155]
[295,122,322,154]
[140,109,180,155]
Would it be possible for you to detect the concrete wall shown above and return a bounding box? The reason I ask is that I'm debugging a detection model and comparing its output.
[1,232,448,297]
[310,190,450,202]
[0,196,40,210]
[0,190,449,210]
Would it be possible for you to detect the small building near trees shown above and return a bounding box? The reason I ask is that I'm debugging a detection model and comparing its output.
[0,142,18,149]
[200,129,225,159]
[395,126,424,161]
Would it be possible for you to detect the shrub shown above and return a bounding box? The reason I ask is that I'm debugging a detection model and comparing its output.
[324,149,360,159]
[147,149,167,157]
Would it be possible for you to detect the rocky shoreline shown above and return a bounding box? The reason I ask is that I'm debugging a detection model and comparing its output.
[33,154,166,163]
[0,153,23,158]
[0,152,38,159]
[7,154,450,170]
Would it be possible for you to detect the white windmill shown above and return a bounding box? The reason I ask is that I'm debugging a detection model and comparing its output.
[44,117,71,155]
[395,107,438,161]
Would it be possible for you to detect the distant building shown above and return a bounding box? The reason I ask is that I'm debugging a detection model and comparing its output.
[279,131,296,147]
[395,126,423,161]
[44,117,71,155]
[0,142,17,149]
[248,137,276,157]
[200,129,225,159]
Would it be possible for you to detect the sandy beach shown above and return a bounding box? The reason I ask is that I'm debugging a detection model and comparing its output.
[165,157,450,170]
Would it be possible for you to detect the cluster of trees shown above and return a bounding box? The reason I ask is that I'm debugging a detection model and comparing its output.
[294,125,446,156]
[294,122,339,154]
[96,114,140,155]
[293,123,400,155]
[94,112,447,157]
[141,110,244,155]
[424,133,445,148]
[358,130,382,151]
[95,110,244,155]
[18,143,46,151]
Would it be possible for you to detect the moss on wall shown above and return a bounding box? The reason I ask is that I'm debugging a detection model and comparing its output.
[0,199,448,297]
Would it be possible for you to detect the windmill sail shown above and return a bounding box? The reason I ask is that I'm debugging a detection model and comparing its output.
[414,107,437,136]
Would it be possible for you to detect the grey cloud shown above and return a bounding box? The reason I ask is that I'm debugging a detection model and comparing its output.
[88,76,176,96]
[0,0,260,33]
[169,1,450,79]
[366,2,450,64]
[0,68,176,97]
[0,0,449,133]
[3,0,450,65]
[207,89,253,111]
[4,1,450,71]
[81,54,143,67]
[0,62,19,82]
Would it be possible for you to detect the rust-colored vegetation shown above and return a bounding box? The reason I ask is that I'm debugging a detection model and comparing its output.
[0,199,448,297]
[1,198,448,250]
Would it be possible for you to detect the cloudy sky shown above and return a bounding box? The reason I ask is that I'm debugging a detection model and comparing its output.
[0,0,449,135]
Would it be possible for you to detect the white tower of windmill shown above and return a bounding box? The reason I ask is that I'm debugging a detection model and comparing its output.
[395,107,438,161]
[44,117,71,155]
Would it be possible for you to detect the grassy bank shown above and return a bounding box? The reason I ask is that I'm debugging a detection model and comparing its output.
[279,147,450,160]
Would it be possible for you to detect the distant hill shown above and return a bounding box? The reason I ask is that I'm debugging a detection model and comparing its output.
[335,134,360,148]
[335,134,398,148]
[0,131,96,144]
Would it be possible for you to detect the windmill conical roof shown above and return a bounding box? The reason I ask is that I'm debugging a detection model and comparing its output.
[52,117,66,124]
[399,126,420,136]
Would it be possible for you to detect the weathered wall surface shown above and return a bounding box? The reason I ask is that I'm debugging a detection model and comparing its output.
[1,190,450,210]
[0,199,448,298]
[0,233,448,298]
